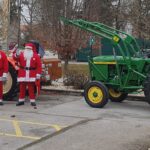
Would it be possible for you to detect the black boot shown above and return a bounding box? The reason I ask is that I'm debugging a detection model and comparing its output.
[16,101,24,106]
[0,102,3,106]
[31,102,36,106]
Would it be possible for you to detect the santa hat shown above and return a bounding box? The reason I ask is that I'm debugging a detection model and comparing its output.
[25,43,36,53]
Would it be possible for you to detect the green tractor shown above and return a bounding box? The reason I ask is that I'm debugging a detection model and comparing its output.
[61,17,150,108]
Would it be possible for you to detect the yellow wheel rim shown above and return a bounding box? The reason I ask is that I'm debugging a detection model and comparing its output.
[88,86,103,104]
[3,72,13,94]
[109,88,122,98]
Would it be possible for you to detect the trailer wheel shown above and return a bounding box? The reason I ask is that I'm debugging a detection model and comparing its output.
[84,81,109,108]
[3,65,18,100]
[144,77,150,104]
[109,88,128,102]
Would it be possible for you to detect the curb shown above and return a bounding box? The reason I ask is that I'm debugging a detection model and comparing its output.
[126,94,145,101]
[41,87,84,96]
[41,87,146,101]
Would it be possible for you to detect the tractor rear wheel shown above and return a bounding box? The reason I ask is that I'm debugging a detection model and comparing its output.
[144,77,150,104]
[109,88,128,102]
[3,65,18,100]
[84,81,109,108]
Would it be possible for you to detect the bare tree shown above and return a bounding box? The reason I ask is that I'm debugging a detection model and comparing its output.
[36,0,86,69]
[21,0,40,40]
[83,0,114,25]
[130,0,150,39]
[23,0,150,66]
[111,0,131,30]
[36,0,117,70]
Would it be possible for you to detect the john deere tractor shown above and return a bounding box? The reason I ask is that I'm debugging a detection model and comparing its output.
[61,17,150,108]
[3,41,62,100]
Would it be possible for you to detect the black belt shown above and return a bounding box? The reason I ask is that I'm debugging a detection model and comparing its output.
[20,66,36,70]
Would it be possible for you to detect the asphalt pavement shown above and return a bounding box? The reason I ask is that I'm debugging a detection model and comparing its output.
[0,93,150,150]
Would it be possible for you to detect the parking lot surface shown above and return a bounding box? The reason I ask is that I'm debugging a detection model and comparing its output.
[0,94,82,150]
[1,94,150,150]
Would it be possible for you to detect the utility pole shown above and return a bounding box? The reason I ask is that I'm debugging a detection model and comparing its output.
[7,0,10,50]
[1,0,10,50]
[17,0,21,46]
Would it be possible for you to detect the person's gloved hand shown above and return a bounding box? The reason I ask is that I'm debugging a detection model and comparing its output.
[2,73,7,84]
[36,74,41,80]
[2,77,7,84]
[12,44,18,51]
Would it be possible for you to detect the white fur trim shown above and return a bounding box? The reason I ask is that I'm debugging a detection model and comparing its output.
[36,74,41,79]
[19,99,25,102]
[30,99,35,102]
[26,59,30,67]
[36,74,41,78]
[25,46,32,50]
[0,99,2,102]
[18,77,36,82]
[26,70,29,79]
[2,73,7,78]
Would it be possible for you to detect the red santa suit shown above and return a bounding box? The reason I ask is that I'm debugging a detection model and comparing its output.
[14,43,42,104]
[0,51,8,102]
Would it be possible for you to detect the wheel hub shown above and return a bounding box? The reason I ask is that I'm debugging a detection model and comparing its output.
[88,86,103,104]
[109,88,122,98]
[93,92,98,97]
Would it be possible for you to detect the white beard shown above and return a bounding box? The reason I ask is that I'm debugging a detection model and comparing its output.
[24,49,33,60]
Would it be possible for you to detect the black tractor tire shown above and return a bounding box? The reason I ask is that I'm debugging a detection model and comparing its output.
[144,76,150,104]
[3,65,18,100]
[84,81,109,108]
[108,88,128,102]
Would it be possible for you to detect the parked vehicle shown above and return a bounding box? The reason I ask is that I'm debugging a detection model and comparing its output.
[61,17,150,108]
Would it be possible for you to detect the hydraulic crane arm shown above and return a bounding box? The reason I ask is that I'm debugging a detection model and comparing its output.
[60,17,141,58]
[92,22,140,54]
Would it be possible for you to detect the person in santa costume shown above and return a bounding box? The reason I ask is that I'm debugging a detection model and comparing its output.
[13,43,42,106]
[0,51,8,105]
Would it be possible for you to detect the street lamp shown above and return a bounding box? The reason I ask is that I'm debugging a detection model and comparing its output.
[89,36,95,57]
